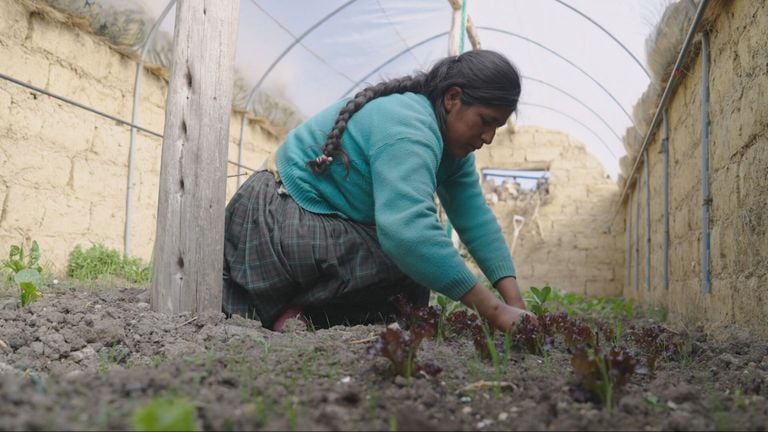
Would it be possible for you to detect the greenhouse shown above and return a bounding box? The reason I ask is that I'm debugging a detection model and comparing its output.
[0,0,767,429]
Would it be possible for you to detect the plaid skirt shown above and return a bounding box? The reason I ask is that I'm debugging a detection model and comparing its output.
[222,171,429,329]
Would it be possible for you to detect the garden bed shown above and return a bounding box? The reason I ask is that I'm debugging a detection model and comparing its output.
[0,284,766,430]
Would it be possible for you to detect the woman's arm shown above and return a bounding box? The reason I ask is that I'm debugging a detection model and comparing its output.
[494,276,527,309]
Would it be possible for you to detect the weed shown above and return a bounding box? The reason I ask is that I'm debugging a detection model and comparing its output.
[366,392,380,419]
[644,393,667,409]
[67,243,150,284]
[131,396,199,431]
[435,294,461,342]
[285,398,299,431]
[708,389,733,431]
[2,241,44,306]
[388,415,398,432]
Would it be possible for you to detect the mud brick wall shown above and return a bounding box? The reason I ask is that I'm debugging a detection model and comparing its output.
[0,0,280,272]
[475,126,623,298]
[622,0,768,334]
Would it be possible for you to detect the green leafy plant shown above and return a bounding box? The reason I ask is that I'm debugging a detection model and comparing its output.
[544,288,636,321]
[2,241,44,306]
[435,294,461,341]
[67,244,150,284]
[131,396,199,431]
[523,285,552,315]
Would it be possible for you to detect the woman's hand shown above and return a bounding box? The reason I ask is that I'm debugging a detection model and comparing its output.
[459,282,536,332]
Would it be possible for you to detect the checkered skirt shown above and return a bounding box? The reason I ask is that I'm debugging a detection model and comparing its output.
[222,171,428,329]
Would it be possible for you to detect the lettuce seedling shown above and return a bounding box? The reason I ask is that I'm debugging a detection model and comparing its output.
[510,314,550,356]
[570,345,637,410]
[524,285,552,315]
[391,295,440,335]
[444,309,498,360]
[367,325,441,378]
[367,296,443,378]
[627,324,681,372]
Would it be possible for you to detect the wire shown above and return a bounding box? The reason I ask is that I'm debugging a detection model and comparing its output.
[0,71,257,172]
[375,0,424,69]
[248,0,356,84]
[0,71,161,138]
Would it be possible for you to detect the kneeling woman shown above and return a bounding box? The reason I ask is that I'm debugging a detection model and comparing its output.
[223,49,532,331]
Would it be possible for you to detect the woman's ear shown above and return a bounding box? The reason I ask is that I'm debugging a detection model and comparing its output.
[443,87,463,112]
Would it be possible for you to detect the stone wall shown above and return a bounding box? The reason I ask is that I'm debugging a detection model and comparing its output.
[0,0,280,272]
[475,126,623,297]
[621,0,768,334]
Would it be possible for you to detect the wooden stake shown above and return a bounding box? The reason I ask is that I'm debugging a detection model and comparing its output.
[151,0,240,314]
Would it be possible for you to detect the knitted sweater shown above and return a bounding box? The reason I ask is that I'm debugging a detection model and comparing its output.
[276,92,515,300]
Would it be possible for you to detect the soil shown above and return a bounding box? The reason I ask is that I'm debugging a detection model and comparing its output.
[1,283,767,431]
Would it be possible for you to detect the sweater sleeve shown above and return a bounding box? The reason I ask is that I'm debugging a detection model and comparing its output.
[369,139,478,300]
[436,155,517,284]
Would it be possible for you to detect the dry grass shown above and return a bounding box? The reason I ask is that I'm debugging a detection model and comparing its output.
[620,0,728,180]
[17,0,300,134]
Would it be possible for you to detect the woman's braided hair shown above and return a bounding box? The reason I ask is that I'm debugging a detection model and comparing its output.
[306,49,521,174]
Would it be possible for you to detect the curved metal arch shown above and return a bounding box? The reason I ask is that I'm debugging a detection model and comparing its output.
[342,33,626,159]
[553,0,650,79]
[346,63,621,154]
[475,26,633,124]
[342,27,633,130]
[241,0,358,110]
[522,75,622,142]
[236,0,359,185]
[519,102,617,159]
[342,32,450,97]
[125,0,176,256]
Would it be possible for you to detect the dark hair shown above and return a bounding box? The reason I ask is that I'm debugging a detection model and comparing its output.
[307,49,522,174]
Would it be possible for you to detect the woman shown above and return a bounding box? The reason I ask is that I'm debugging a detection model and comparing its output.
[223,49,532,331]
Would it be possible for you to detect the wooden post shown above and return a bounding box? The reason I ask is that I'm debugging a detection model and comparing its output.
[447,0,481,55]
[466,16,482,50]
[151,0,240,314]
[448,0,462,56]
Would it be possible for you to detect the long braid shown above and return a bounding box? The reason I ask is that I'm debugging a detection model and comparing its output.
[306,50,521,175]
[306,74,427,175]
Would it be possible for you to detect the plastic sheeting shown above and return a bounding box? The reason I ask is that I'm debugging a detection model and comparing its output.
[104,0,670,177]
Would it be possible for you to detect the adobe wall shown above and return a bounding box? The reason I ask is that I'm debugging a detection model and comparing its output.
[475,126,624,298]
[621,0,768,334]
[0,0,280,272]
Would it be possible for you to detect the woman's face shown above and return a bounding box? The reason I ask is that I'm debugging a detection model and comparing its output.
[442,87,514,159]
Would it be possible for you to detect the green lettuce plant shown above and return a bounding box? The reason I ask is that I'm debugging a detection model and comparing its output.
[2,241,43,306]
[523,285,552,315]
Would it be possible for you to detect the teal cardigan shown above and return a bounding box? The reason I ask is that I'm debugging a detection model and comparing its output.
[276,92,516,300]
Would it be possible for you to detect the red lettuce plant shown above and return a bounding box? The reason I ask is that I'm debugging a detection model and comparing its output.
[569,345,637,410]
[627,324,681,372]
[367,296,442,378]
[367,325,441,378]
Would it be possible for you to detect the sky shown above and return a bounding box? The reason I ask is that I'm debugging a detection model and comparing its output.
[136,0,674,179]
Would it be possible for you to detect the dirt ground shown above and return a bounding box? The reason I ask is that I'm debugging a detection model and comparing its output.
[0,283,767,431]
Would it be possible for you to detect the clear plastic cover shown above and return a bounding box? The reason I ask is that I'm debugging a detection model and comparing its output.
[89,0,670,177]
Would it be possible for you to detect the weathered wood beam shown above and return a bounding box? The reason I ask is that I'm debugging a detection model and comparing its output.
[151,0,240,314]
[447,0,481,55]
